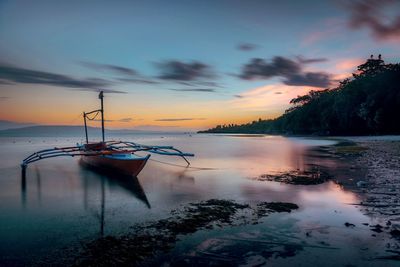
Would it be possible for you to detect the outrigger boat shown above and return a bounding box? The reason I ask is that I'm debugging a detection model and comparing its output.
[21,91,194,176]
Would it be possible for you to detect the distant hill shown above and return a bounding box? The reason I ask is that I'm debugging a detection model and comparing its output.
[0,125,101,137]
[0,120,36,131]
[200,57,400,135]
[0,125,189,137]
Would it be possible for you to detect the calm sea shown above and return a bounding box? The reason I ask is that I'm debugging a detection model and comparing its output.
[0,134,391,266]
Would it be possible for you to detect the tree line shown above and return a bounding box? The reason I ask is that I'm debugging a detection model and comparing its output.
[200,57,400,135]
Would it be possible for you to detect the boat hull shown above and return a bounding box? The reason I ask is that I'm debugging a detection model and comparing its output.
[81,153,150,177]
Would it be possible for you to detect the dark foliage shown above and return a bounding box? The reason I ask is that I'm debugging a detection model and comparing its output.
[200,57,400,135]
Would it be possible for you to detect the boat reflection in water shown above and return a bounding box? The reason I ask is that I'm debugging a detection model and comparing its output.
[80,159,151,236]
[80,159,150,208]
[175,167,195,184]
[20,159,151,236]
[20,165,43,209]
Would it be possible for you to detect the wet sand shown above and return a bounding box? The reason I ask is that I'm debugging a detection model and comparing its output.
[346,140,400,245]
[311,138,400,261]
[351,140,400,217]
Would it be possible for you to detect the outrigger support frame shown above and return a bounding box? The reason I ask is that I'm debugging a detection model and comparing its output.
[21,91,195,174]
[21,141,194,169]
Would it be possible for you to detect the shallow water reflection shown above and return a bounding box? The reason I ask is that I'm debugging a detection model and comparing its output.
[0,134,386,265]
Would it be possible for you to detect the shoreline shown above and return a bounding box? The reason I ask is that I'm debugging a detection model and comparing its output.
[198,132,400,139]
[323,138,400,259]
[345,138,400,220]
[307,136,400,224]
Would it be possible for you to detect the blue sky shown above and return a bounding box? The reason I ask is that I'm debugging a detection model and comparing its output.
[0,0,399,130]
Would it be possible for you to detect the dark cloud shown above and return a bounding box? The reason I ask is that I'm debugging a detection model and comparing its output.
[117,78,159,84]
[0,80,12,85]
[238,56,332,88]
[296,56,328,64]
[80,62,137,76]
[178,81,223,88]
[0,96,10,100]
[155,118,206,122]
[82,62,160,84]
[237,43,258,51]
[74,88,126,94]
[234,94,244,98]
[347,0,400,40]
[170,88,216,92]
[283,72,331,87]
[274,92,283,94]
[0,63,124,92]
[240,57,301,79]
[156,60,215,81]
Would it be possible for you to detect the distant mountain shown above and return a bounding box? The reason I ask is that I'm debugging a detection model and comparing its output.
[0,125,102,137]
[0,125,191,137]
[130,125,192,132]
[0,120,36,131]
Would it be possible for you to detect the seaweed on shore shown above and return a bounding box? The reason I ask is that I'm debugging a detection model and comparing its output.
[254,169,331,185]
[330,140,369,156]
[334,145,368,155]
[256,202,299,217]
[73,199,298,266]
[151,199,250,235]
[333,140,357,147]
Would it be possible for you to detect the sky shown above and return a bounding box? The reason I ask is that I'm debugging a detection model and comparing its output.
[0,0,399,131]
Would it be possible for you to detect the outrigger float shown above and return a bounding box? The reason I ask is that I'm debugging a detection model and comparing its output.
[21,91,194,176]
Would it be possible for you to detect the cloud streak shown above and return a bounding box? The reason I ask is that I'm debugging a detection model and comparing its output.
[234,94,244,98]
[170,88,216,92]
[117,78,159,84]
[347,0,400,40]
[82,62,158,84]
[80,62,138,76]
[238,56,332,88]
[0,80,12,85]
[296,56,328,64]
[0,63,125,93]
[237,43,258,51]
[71,88,126,94]
[155,118,206,122]
[94,117,138,122]
[156,60,215,81]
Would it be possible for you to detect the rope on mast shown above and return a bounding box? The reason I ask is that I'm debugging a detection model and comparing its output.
[86,111,100,120]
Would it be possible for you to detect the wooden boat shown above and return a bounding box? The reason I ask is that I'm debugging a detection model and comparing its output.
[80,146,150,177]
[21,91,194,176]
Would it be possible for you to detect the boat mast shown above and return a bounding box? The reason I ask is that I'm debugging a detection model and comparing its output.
[82,91,105,143]
[83,112,89,144]
[99,91,105,142]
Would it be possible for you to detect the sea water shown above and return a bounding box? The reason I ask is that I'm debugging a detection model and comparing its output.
[0,134,391,266]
